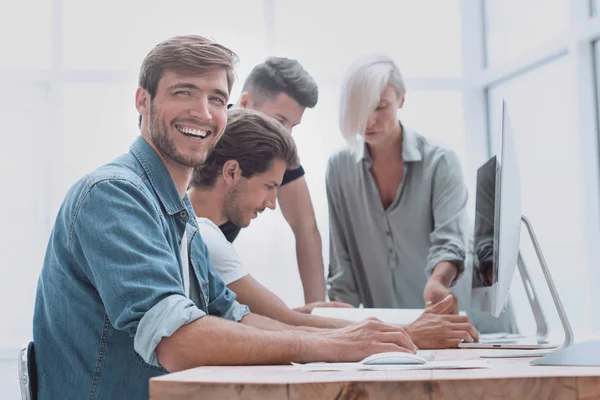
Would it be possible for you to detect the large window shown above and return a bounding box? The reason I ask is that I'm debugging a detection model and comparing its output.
[0,0,52,70]
[484,0,570,67]
[62,0,266,80]
[273,0,463,79]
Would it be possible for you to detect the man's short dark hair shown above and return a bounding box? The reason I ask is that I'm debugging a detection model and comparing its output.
[242,57,318,108]
[190,108,299,188]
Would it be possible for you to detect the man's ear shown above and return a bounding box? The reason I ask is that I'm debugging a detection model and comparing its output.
[239,92,252,108]
[222,160,242,185]
[136,87,150,118]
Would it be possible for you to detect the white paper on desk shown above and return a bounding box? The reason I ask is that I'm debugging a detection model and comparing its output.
[311,307,466,325]
[291,360,489,372]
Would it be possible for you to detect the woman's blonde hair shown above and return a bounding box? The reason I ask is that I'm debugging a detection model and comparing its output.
[339,54,405,144]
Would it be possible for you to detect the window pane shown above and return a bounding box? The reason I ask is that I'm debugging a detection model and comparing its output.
[56,82,140,207]
[0,83,50,349]
[274,0,462,79]
[62,0,266,82]
[0,0,52,69]
[487,57,589,334]
[401,90,467,166]
[484,0,570,67]
[596,40,600,124]
[234,86,468,307]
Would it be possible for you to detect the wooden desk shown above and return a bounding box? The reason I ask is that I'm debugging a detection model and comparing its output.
[149,349,600,399]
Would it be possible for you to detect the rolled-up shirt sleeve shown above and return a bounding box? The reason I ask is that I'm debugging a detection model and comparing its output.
[426,150,469,284]
[325,158,361,307]
[135,295,205,367]
[70,178,205,368]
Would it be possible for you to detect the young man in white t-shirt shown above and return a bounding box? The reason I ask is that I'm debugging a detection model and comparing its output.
[188,108,480,347]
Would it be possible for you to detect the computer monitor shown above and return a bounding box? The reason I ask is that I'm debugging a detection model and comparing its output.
[465,100,573,352]
[472,100,521,318]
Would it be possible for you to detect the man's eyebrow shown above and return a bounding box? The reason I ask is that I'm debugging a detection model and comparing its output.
[212,88,229,101]
[168,82,200,91]
[269,180,281,187]
[167,84,229,101]
[275,114,289,123]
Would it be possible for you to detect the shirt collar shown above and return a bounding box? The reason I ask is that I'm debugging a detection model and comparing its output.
[130,136,188,216]
[354,122,423,164]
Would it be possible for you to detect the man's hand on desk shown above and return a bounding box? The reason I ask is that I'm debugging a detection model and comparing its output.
[322,317,418,360]
[294,300,354,314]
[405,295,479,349]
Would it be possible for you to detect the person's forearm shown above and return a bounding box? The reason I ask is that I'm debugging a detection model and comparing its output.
[280,309,351,329]
[245,300,349,330]
[240,312,327,332]
[156,315,330,372]
[294,224,326,303]
[230,276,350,330]
[430,261,459,287]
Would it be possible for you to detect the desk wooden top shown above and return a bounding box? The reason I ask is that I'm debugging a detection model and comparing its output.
[149,349,600,400]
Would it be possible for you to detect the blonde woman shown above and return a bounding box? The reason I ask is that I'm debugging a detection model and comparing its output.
[326,55,480,348]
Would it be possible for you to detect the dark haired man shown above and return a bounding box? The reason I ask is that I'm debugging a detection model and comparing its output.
[223,57,330,305]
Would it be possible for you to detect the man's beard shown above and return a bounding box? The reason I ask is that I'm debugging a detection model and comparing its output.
[147,102,209,168]
[223,181,248,228]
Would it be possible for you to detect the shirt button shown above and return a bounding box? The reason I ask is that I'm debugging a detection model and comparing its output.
[180,210,188,218]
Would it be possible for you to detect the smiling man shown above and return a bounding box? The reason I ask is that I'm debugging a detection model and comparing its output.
[32,36,416,400]
[33,35,236,399]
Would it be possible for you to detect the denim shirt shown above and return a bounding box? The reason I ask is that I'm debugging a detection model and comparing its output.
[33,136,249,400]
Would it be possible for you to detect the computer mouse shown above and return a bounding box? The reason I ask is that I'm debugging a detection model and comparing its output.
[360,351,427,365]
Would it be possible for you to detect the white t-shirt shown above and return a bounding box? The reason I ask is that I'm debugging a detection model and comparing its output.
[196,217,248,285]
[180,229,190,296]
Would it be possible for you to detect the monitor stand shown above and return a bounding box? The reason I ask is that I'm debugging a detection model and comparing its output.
[481,215,574,358]
[516,248,548,340]
[520,215,600,367]
[508,215,575,363]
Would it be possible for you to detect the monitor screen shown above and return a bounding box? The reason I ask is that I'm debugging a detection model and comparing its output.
[472,155,499,290]
[471,100,522,317]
